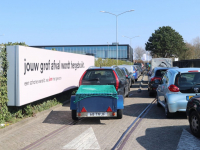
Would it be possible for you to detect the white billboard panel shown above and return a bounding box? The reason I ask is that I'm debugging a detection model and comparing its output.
[7,46,94,106]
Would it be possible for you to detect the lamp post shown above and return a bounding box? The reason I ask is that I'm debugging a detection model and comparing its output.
[107,42,109,58]
[100,10,134,65]
[122,35,139,63]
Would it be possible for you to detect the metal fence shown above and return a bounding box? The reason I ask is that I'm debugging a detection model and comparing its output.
[173,59,200,68]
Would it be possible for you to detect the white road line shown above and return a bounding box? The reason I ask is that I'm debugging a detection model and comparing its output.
[63,127,100,150]
[176,129,200,150]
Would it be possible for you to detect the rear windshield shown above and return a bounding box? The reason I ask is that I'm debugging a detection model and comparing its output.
[155,70,167,77]
[83,70,115,81]
[175,72,200,93]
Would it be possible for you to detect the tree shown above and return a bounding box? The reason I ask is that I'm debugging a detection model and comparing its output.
[145,26,186,58]
[51,48,57,51]
[192,37,200,59]
[2,42,28,47]
[134,46,146,60]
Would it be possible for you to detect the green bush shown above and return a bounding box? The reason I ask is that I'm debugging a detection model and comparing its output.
[95,58,133,67]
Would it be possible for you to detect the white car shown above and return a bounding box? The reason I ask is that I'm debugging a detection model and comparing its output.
[156,68,200,118]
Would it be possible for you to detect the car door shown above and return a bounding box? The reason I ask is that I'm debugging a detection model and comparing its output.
[158,72,167,104]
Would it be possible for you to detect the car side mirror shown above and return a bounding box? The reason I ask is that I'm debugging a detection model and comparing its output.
[154,79,161,84]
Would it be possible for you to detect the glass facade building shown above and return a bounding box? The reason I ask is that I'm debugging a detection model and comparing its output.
[32,44,133,62]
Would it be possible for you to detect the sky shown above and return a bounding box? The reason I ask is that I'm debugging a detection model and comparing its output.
[0,0,200,50]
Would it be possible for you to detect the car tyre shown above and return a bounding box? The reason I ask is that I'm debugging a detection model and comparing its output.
[72,110,78,120]
[165,102,174,118]
[149,91,154,97]
[117,109,123,119]
[189,111,200,137]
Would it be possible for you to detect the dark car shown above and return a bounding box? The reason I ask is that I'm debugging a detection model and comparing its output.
[186,95,200,137]
[148,67,177,96]
[79,66,129,98]
[119,67,132,88]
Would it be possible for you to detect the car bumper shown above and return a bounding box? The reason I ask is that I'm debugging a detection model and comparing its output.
[166,93,196,113]
[148,84,158,92]
[133,74,138,79]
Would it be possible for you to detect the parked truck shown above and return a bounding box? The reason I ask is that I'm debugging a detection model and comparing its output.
[150,58,173,71]
[70,85,124,120]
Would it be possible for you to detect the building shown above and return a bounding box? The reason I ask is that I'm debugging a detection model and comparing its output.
[31,43,133,62]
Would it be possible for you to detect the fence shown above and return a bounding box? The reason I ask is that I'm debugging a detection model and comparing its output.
[173,59,200,68]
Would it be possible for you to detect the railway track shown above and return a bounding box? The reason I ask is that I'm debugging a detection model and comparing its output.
[112,72,156,150]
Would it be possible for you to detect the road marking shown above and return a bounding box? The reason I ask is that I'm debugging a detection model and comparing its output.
[177,129,200,150]
[63,127,100,150]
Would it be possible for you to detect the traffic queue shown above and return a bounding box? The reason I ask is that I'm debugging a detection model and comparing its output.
[70,58,200,138]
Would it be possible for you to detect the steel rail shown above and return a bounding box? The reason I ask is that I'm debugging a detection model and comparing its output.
[112,72,156,150]
[21,119,83,150]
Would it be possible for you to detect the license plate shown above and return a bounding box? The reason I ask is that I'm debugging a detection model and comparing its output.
[186,96,194,101]
[88,112,107,117]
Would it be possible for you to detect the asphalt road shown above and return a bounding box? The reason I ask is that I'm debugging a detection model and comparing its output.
[0,74,199,150]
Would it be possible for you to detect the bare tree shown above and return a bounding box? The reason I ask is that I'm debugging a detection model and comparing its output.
[134,46,146,60]
[192,37,200,59]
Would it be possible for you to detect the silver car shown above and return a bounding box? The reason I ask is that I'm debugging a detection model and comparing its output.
[156,68,200,118]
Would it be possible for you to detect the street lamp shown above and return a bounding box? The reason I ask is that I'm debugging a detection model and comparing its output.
[122,35,139,63]
[100,10,134,65]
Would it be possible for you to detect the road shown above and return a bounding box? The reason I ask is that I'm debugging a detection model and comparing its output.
[0,74,200,150]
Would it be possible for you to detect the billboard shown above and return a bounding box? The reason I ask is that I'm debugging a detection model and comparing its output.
[7,46,95,106]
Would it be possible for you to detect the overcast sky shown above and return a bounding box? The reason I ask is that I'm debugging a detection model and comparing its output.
[0,0,199,49]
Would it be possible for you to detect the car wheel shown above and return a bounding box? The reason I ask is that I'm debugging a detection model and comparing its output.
[189,111,200,137]
[156,95,161,107]
[149,91,153,97]
[72,110,78,120]
[126,90,129,97]
[117,109,123,119]
[132,79,135,84]
[165,102,174,118]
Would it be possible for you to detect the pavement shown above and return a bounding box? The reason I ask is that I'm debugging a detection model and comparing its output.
[0,74,199,150]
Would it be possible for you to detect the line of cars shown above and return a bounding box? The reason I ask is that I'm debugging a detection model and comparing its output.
[79,64,144,98]
[148,67,200,137]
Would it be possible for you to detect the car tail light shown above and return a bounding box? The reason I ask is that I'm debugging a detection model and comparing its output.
[150,77,161,82]
[133,71,136,73]
[81,107,87,112]
[106,106,112,112]
[188,70,198,72]
[113,71,119,91]
[168,84,180,92]
[79,71,87,86]
[126,75,128,77]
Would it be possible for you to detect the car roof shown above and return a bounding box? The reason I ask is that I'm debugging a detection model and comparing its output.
[87,66,115,70]
[153,67,178,71]
[168,68,200,73]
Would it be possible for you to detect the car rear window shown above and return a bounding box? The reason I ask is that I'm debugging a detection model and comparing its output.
[83,70,115,81]
[155,70,167,77]
[175,72,200,93]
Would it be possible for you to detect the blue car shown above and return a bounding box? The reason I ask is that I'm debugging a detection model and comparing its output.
[133,66,138,82]
[157,68,200,118]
